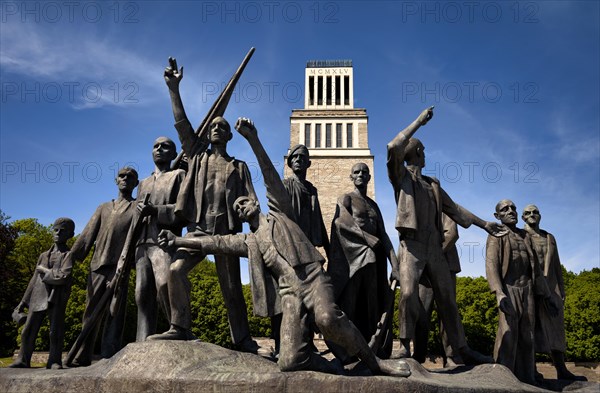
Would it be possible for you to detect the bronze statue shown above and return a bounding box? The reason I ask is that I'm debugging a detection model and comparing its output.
[274,144,330,356]
[283,144,329,253]
[328,162,399,361]
[10,218,75,369]
[134,137,185,341]
[66,167,139,367]
[522,204,586,381]
[149,59,264,355]
[486,199,557,384]
[414,214,462,366]
[156,118,411,376]
[387,107,503,364]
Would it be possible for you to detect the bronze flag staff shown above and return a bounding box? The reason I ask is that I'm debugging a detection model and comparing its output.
[171,47,255,170]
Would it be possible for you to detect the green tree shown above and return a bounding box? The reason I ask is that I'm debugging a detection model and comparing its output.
[243,284,272,339]
[189,259,232,347]
[188,259,272,347]
[455,276,498,356]
[563,268,600,361]
[0,211,20,356]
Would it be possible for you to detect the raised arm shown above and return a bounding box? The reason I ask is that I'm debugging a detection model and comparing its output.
[387,107,433,185]
[235,117,294,218]
[164,57,197,155]
[165,57,187,123]
[387,107,433,153]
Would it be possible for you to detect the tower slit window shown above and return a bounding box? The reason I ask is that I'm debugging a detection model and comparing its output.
[317,76,323,105]
[309,76,314,106]
[346,123,353,147]
[335,76,341,105]
[325,124,332,148]
[344,76,350,105]
[304,123,311,147]
[315,124,322,148]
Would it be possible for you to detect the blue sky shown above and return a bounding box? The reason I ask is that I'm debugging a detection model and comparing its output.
[1,1,598,282]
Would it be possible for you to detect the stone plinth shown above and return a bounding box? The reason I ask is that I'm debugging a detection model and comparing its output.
[0,341,597,393]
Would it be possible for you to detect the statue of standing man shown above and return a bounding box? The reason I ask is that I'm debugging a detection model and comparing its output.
[10,218,75,369]
[283,144,329,254]
[522,204,585,381]
[328,163,399,361]
[386,107,503,364]
[134,136,185,341]
[149,59,266,355]
[486,199,556,384]
[67,167,139,367]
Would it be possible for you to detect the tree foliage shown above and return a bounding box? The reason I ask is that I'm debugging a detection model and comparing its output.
[189,260,232,346]
[563,268,600,361]
[454,276,498,356]
[0,211,20,356]
[188,259,271,347]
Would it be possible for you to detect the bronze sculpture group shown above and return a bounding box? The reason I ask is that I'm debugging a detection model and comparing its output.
[9,51,585,385]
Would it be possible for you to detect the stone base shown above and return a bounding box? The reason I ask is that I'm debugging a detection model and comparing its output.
[1,341,597,392]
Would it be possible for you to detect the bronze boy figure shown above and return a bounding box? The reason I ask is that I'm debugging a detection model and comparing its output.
[10,217,75,369]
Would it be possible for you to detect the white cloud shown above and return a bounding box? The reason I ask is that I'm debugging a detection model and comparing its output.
[0,22,163,109]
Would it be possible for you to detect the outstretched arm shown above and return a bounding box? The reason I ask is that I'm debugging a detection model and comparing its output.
[440,187,507,237]
[235,117,295,218]
[158,230,248,257]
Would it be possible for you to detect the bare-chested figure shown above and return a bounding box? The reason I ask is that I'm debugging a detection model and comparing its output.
[486,200,556,385]
[328,163,399,361]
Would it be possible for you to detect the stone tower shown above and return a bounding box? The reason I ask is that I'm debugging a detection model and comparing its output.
[285,60,375,236]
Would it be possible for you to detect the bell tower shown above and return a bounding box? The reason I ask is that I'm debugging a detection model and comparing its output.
[285,60,375,234]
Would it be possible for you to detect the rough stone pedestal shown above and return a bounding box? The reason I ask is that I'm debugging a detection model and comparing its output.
[0,341,596,392]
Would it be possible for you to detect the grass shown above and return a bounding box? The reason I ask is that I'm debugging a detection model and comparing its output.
[0,356,46,368]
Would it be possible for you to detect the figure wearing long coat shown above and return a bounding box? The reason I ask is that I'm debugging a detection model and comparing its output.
[168,117,256,345]
[485,229,550,384]
[387,133,479,353]
[529,230,567,353]
[69,198,137,365]
[14,245,72,367]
